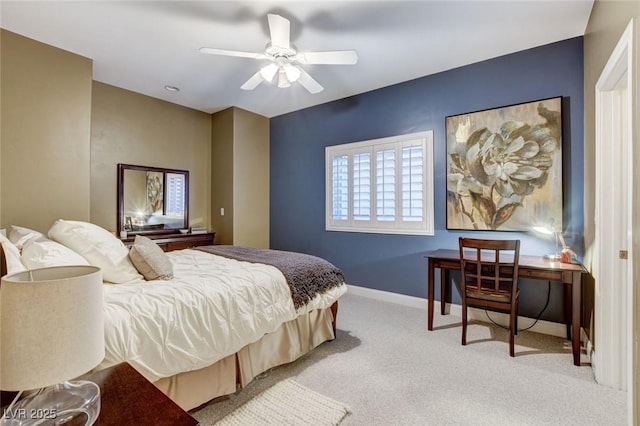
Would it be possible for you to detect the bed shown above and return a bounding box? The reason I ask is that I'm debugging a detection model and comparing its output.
[0,221,347,410]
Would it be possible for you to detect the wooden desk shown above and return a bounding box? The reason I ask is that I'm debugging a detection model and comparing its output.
[426,249,586,366]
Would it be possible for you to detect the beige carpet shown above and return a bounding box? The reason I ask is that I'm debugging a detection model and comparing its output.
[192,293,626,424]
[198,379,349,426]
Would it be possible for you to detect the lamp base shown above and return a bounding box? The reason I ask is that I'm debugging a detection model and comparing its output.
[1,380,100,426]
[544,253,562,261]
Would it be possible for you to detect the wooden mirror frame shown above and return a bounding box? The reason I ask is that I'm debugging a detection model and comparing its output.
[117,163,189,236]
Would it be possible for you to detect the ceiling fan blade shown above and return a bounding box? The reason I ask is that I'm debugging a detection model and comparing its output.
[199,47,266,60]
[240,71,264,90]
[267,14,290,49]
[295,50,358,65]
[297,68,324,94]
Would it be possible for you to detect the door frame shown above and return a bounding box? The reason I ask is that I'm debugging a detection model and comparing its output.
[594,18,638,424]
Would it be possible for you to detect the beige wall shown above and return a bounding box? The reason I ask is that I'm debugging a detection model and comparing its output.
[0,30,93,233]
[1,31,269,249]
[210,107,269,247]
[90,82,212,232]
[233,108,270,248]
[211,108,235,245]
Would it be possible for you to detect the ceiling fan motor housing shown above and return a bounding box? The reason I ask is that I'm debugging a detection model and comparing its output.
[266,44,297,59]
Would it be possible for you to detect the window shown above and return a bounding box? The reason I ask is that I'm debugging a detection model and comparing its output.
[325,131,434,235]
[165,173,185,216]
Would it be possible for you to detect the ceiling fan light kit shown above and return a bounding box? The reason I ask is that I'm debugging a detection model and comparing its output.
[200,13,358,94]
[259,63,279,82]
[283,63,301,82]
[277,69,291,88]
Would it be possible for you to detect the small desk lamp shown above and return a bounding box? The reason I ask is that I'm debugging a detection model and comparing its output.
[533,225,561,260]
[0,265,104,425]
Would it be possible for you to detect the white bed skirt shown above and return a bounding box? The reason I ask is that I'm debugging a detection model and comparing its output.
[153,305,336,411]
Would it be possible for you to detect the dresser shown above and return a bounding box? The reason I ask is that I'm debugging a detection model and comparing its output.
[121,232,215,252]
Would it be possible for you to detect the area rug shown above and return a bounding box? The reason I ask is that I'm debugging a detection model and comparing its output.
[214,379,350,425]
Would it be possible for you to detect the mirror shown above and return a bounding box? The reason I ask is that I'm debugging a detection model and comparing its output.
[117,164,189,235]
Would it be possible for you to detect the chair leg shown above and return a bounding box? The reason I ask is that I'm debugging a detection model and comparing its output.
[461,302,467,346]
[509,304,517,357]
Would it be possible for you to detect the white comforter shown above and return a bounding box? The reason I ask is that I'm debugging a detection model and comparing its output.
[98,249,346,382]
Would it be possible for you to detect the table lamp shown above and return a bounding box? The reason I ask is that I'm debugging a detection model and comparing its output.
[0,265,104,425]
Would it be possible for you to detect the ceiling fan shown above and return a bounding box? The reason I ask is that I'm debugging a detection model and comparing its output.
[199,13,358,94]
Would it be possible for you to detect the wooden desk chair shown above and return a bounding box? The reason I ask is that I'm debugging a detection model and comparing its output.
[458,237,521,357]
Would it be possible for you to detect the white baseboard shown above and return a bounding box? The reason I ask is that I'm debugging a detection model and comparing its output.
[584,330,595,372]
[347,284,569,339]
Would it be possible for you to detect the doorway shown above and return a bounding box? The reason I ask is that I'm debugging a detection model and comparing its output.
[594,18,637,424]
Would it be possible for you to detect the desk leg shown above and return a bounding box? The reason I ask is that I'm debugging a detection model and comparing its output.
[440,269,446,315]
[572,272,581,366]
[564,284,572,341]
[428,259,435,331]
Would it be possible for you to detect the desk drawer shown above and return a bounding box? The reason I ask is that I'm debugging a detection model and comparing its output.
[521,268,563,282]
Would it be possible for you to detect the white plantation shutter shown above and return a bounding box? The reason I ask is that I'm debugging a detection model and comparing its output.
[352,152,371,221]
[402,143,424,222]
[326,131,433,235]
[376,148,396,222]
[331,155,349,221]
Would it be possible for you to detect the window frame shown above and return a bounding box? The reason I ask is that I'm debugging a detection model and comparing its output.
[325,130,434,236]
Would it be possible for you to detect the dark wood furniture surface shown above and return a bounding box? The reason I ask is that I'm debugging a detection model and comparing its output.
[426,248,587,366]
[121,232,215,252]
[1,363,197,425]
[458,238,521,357]
[0,245,6,277]
[83,362,198,426]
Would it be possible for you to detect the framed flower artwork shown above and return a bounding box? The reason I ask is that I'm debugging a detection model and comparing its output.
[146,171,164,215]
[445,97,563,231]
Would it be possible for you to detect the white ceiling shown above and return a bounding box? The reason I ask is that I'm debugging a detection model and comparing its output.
[0,1,593,118]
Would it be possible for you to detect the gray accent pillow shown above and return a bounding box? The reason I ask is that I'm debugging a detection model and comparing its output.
[129,235,174,280]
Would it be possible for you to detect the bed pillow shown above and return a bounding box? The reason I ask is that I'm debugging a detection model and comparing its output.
[48,219,142,283]
[9,225,45,250]
[129,235,173,281]
[0,233,27,275]
[21,237,90,269]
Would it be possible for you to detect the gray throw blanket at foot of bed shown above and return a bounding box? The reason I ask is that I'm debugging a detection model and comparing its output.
[196,245,345,309]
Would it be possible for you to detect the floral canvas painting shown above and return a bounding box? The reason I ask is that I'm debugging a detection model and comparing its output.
[446,97,562,231]
[146,171,164,215]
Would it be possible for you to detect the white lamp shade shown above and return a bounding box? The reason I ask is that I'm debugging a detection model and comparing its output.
[0,265,104,391]
[259,63,278,82]
[283,63,301,82]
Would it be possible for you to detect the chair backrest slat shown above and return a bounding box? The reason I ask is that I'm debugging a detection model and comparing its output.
[458,237,521,304]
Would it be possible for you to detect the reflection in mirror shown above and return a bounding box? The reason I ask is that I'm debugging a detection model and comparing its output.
[117,164,189,236]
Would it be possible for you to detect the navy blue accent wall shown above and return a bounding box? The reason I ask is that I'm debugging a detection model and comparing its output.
[270,37,584,323]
